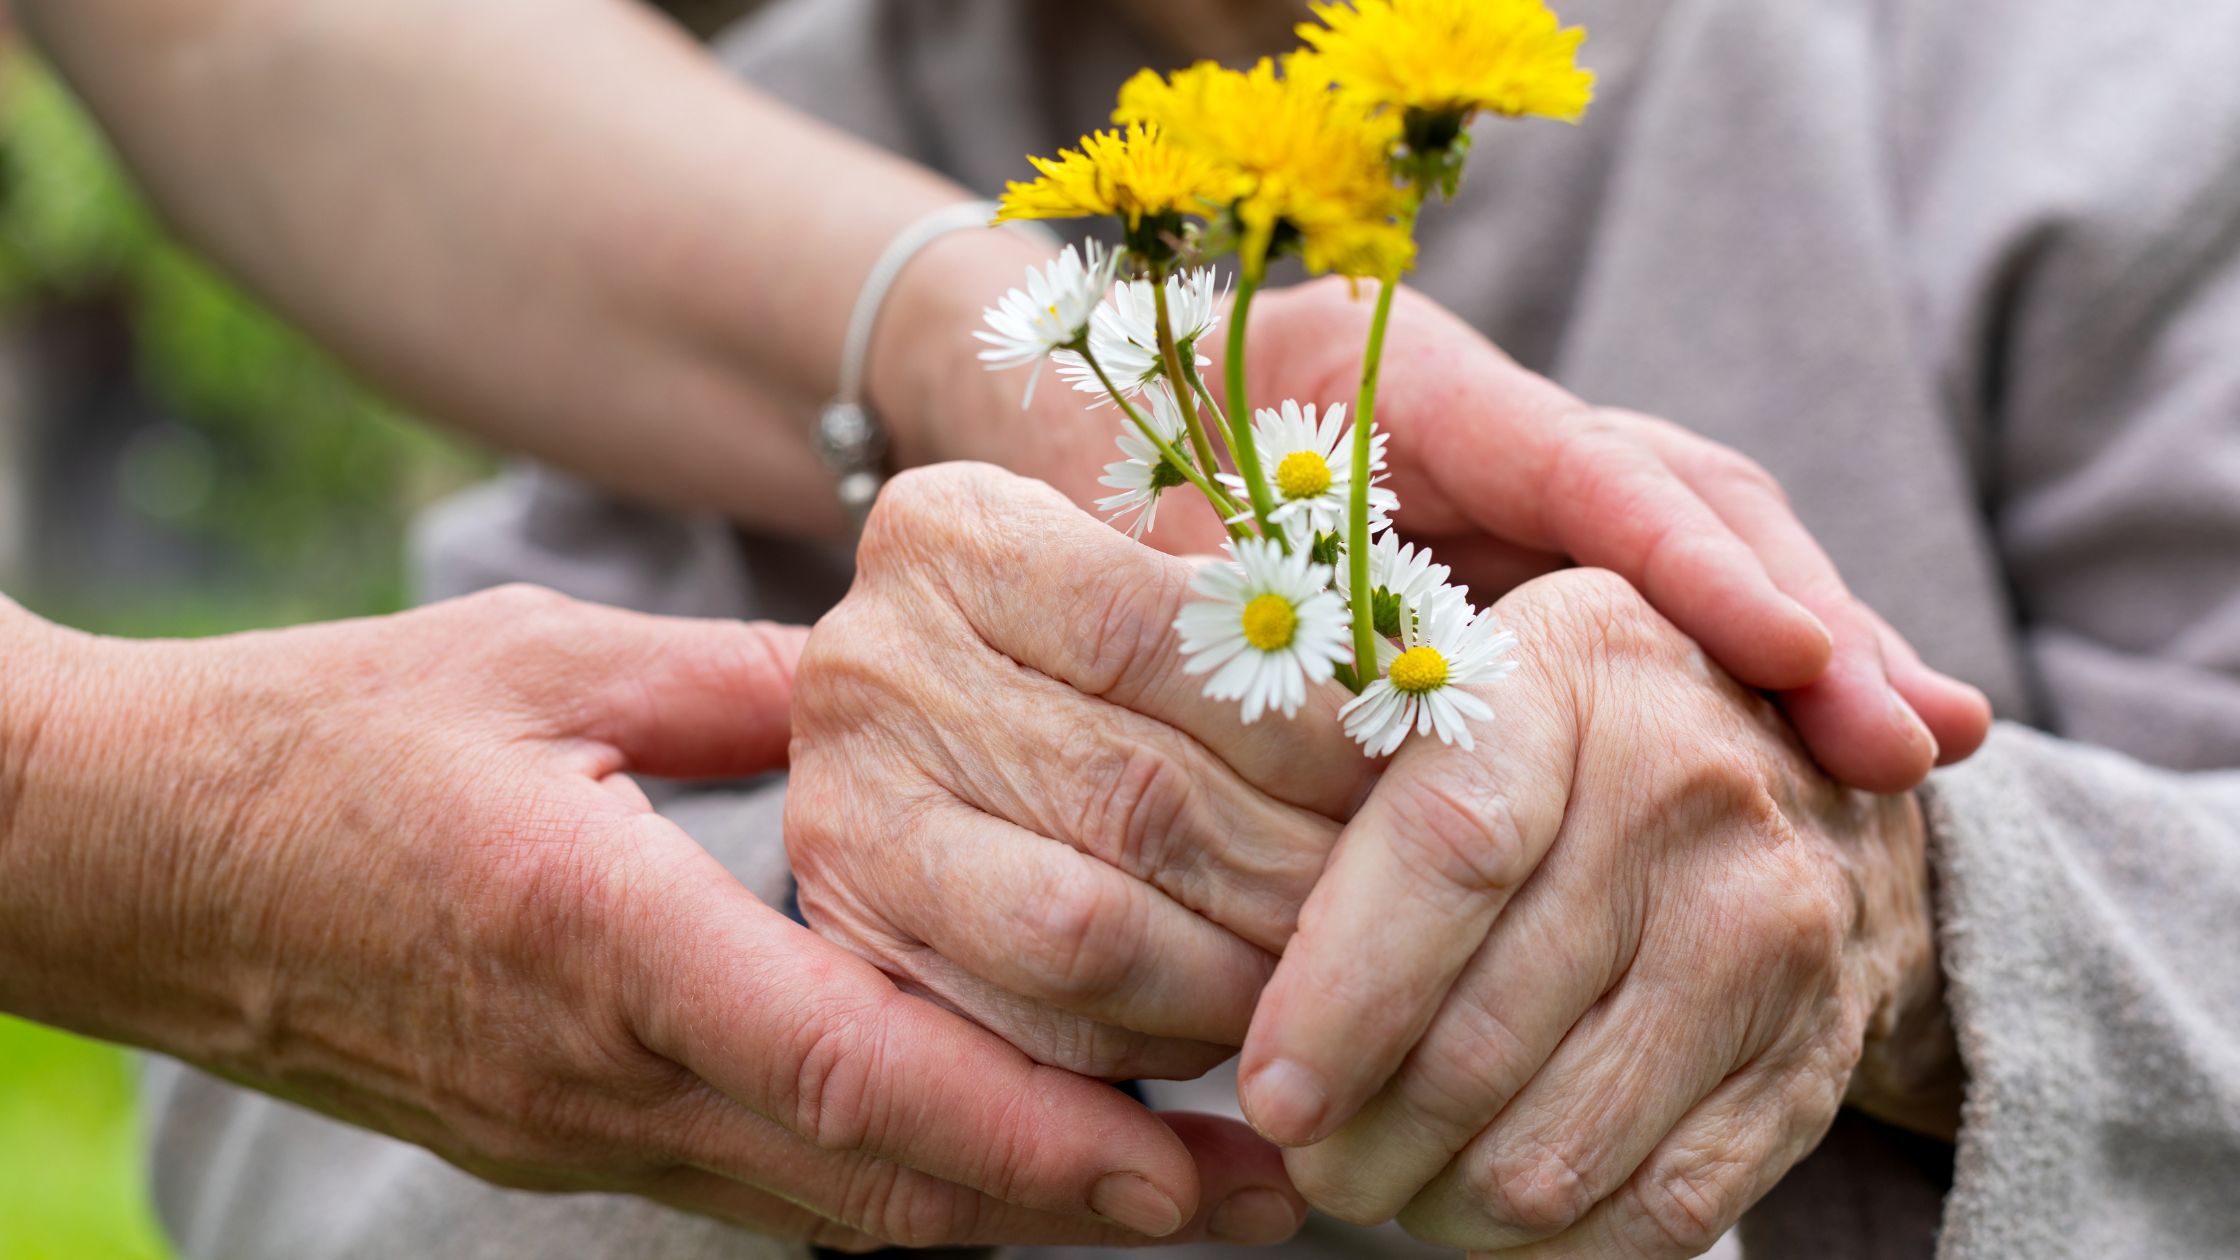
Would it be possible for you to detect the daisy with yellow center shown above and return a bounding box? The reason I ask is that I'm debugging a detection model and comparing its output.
[1096,381,1196,539]
[1175,538,1352,723]
[1336,530,1457,638]
[1115,57,1414,280]
[973,241,1119,405]
[1296,0,1596,129]
[1341,589,1519,754]
[1220,399,1397,538]
[1054,267,1223,403]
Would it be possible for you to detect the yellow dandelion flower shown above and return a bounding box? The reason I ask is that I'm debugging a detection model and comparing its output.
[1296,0,1595,126]
[1115,58,1413,279]
[994,123,1233,232]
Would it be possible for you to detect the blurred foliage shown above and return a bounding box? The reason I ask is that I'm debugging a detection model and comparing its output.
[0,51,489,632]
[0,1018,170,1260]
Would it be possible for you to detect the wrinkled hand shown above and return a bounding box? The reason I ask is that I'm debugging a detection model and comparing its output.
[1239,278,1991,792]
[785,463,1359,1077]
[1235,568,1958,1257]
[0,587,1281,1250]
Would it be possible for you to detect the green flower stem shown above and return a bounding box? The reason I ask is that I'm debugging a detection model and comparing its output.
[1224,261,1286,550]
[1346,200,1420,687]
[1178,354,1230,447]
[1151,272,1228,489]
[1079,341,1251,538]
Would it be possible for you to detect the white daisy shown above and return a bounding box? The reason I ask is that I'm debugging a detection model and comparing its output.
[1052,268,1224,403]
[1174,537,1352,723]
[1336,531,1460,640]
[1340,591,1520,756]
[1095,381,1195,539]
[974,241,1119,405]
[1221,399,1398,538]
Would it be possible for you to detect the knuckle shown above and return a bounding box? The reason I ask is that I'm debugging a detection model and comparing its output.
[874,1177,982,1250]
[859,465,964,547]
[1476,1139,1599,1239]
[1519,567,1680,668]
[477,582,576,619]
[1381,776,1531,904]
[1034,1015,1229,1079]
[1060,727,1194,874]
[1290,1150,1406,1226]
[1013,865,1143,1006]
[464,583,582,647]
[1630,1147,1747,1255]
[1409,991,1535,1118]
[1737,851,1850,980]
[788,1006,884,1152]
[1070,559,1188,698]
[1697,445,1787,504]
[1633,1167,1732,1257]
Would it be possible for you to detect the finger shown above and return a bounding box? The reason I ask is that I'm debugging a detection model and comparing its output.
[1864,607,1992,764]
[870,942,1237,1082]
[1163,1112,1310,1246]
[863,463,1368,817]
[1398,880,1812,1254]
[1462,1054,1841,1260]
[1282,844,1628,1224]
[1643,422,1991,767]
[629,848,1206,1238]
[1628,420,1939,791]
[1410,397,1833,692]
[823,799,1278,1052]
[901,634,1341,953]
[571,610,807,778]
[1236,651,1579,1147]
[645,1165,882,1252]
[656,1110,1304,1250]
[1395,980,1753,1251]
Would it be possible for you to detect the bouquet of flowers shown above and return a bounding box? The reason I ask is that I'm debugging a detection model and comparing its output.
[976,0,1593,756]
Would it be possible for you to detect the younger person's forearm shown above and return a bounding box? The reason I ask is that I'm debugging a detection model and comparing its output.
[17,0,1034,535]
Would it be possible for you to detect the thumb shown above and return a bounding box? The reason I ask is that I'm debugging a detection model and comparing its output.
[571,614,808,780]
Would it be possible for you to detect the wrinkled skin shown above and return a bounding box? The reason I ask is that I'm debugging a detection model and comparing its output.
[0,587,1301,1251]
[788,464,1957,1257]
[1238,571,1949,1257]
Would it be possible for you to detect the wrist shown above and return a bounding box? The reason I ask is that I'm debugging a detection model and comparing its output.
[0,609,132,1029]
[0,621,283,1055]
[870,226,1110,490]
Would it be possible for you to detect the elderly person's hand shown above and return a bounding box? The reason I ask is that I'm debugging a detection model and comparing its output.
[1236,278,1992,793]
[785,463,1362,1084]
[1235,568,1961,1257]
[0,587,1288,1251]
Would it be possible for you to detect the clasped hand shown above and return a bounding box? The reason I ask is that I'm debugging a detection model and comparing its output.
[788,463,1948,1256]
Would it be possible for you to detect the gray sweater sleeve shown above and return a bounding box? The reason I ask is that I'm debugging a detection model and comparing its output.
[1923,733,2240,1260]
[1898,3,2240,1250]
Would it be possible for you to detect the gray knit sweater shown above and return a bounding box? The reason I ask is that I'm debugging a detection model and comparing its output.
[143,1,2240,1256]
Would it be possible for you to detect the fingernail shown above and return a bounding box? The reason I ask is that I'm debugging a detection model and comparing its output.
[1208,1188,1303,1245]
[1090,1172,1184,1238]
[1242,1058,1329,1145]
[1889,685,1939,763]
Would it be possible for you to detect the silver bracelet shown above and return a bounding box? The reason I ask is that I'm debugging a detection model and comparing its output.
[816,200,1060,533]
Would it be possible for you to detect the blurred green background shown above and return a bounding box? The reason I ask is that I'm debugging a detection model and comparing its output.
[0,46,486,1260]
[0,1,766,1251]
